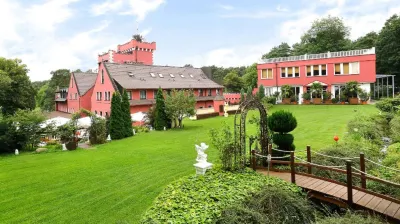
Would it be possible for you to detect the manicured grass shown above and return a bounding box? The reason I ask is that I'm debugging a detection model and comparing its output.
[0,105,377,223]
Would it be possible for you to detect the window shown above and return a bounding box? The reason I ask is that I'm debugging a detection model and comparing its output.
[150,73,156,78]
[207,89,212,96]
[261,68,273,79]
[158,73,164,78]
[280,67,299,78]
[306,65,327,76]
[199,89,203,97]
[280,68,285,78]
[105,112,108,117]
[216,89,220,95]
[99,92,102,101]
[153,90,157,99]
[265,87,275,96]
[313,65,319,76]
[127,91,132,100]
[75,93,78,99]
[334,62,359,75]
[294,67,300,77]
[95,110,97,115]
[350,62,360,74]
[180,74,185,78]
[140,90,147,100]
[307,66,312,76]
[321,65,327,76]
[100,111,103,116]
[70,94,72,99]
[189,74,194,78]
[335,64,341,74]
[287,67,293,77]
[101,70,104,84]
[170,74,175,78]
[343,63,349,74]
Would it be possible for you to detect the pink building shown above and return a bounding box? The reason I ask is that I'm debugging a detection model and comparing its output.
[257,48,377,104]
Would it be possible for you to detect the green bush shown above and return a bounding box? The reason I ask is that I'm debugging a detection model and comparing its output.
[387,142,400,153]
[217,186,315,224]
[347,114,390,145]
[141,169,301,223]
[133,126,150,133]
[210,125,242,171]
[268,110,297,134]
[88,117,107,145]
[375,97,400,113]
[272,133,294,149]
[390,115,400,143]
[263,96,276,105]
[317,211,385,224]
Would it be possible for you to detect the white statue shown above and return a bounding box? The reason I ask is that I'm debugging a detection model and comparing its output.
[107,135,111,141]
[133,129,136,136]
[194,143,213,175]
[62,144,67,151]
[15,149,19,155]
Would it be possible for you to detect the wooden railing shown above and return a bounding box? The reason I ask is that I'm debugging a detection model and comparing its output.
[251,144,400,205]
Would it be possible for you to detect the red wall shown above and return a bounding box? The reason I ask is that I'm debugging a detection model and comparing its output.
[224,93,241,104]
[80,87,94,111]
[91,63,115,116]
[257,54,376,87]
[56,102,68,113]
[130,105,151,114]
[67,74,80,113]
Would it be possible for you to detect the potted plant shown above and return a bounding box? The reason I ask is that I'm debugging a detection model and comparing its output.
[344,81,360,105]
[310,82,323,104]
[323,91,333,104]
[339,93,347,105]
[281,85,292,104]
[359,89,370,105]
[332,98,339,104]
[290,95,298,105]
[302,92,311,104]
[57,122,78,150]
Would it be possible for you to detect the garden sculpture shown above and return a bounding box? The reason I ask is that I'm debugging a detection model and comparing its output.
[62,144,67,151]
[15,149,19,155]
[194,143,213,175]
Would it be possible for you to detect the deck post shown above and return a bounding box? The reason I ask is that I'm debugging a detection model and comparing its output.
[251,150,256,171]
[346,160,353,206]
[307,145,312,174]
[290,151,295,184]
[360,153,366,189]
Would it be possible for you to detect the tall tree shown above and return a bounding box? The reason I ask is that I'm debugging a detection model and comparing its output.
[165,89,196,128]
[262,42,292,59]
[299,16,351,54]
[184,64,194,68]
[154,88,168,130]
[240,88,245,104]
[121,89,133,138]
[352,31,378,49]
[246,86,253,99]
[242,63,258,89]
[40,69,70,111]
[223,71,244,93]
[0,58,36,115]
[35,83,49,109]
[257,85,265,99]
[376,14,400,85]
[110,92,124,140]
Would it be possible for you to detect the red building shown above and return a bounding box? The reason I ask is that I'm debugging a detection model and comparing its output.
[257,48,376,104]
[55,37,225,117]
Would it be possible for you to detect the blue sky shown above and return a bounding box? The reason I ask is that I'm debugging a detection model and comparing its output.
[0,0,399,81]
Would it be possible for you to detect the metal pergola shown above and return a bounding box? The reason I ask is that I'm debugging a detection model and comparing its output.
[372,74,396,99]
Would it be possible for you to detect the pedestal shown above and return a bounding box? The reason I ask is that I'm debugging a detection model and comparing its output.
[194,162,213,175]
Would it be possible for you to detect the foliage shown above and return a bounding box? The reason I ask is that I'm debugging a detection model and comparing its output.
[165,89,196,128]
[35,83,49,109]
[347,114,390,145]
[133,34,144,42]
[0,57,36,115]
[257,85,265,99]
[310,82,323,98]
[302,92,311,100]
[154,88,168,130]
[340,92,347,102]
[262,42,292,59]
[242,63,258,89]
[239,88,245,104]
[352,32,379,50]
[145,105,156,127]
[105,114,111,136]
[133,125,150,133]
[376,14,400,85]
[0,119,26,153]
[141,169,302,224]
[210,125,242,171]
[40,69,71,111]
[267,110,297,134]
[263,96,276,105]
[332,98,339,103]
[317,211,385,224]
[323,91,333,100]
[223,71,244,92]
[375,96,400,113]
[88,117,107,144]
[272,133,294,149]
[281,84,293,98]
[217,186,314,224]
[56,122,77,144]
[110,92,124,140]
[246,86,253,99]
[359,89,370,101]
[343,81,360,98]
[121,89,133,138]
[390,115,400,142]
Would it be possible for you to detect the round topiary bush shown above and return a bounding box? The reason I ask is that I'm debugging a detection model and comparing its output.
[268,110,297,133]
[272,133,294,149]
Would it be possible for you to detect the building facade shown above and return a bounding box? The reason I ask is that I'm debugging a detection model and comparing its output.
[257,48,376,104]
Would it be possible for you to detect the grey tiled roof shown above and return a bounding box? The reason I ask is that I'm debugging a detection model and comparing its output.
[129,96,223,106]
[73,72,97,96]
[104,63,223,89]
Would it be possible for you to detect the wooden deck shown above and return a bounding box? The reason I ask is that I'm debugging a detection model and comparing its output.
[259,171,400,221]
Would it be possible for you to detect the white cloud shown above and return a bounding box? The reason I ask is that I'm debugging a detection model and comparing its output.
[140,28,152,37]
[90,0,125,16]
[218,4,234,11]
[276,5,289,12]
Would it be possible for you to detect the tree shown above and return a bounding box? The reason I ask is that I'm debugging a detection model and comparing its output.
[31,80,49,93]
[376,14,400,85]
[121,89,133,138]
[246,86,253,99]
[39,69,70,111]
[0,58,36,115]
[242,63,258,89]
[165,89,196,128]
[240,88,245,104]
[262,42,292,59]
[299,16,351,54]
[73,69,82,73]
[35,83,49,109]
[110,92,124,140]
[257,85,265,99]
[133,34,144,42]
[184,64,194,68]
[352,31,378,49]
[154,88,168,130]
[223,71,244,92]
[88,117,107,144]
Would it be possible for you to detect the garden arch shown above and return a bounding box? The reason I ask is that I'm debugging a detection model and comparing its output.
[234,97,269,162]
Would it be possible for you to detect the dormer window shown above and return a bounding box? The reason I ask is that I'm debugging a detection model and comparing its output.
[189,74,194,78]
[150,73,155,78]
[159,74,164,78]
[170,74,175,78]
[180,74,185,78]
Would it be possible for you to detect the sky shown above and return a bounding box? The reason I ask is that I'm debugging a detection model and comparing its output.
[0,0,399,81]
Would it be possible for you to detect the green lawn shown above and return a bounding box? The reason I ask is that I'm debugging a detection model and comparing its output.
[0,105,378,223]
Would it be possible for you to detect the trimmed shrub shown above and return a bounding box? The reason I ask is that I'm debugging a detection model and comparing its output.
[217,186,315,224]
[141,169,301,223]
[272,133,294,149]
[110,92,124,140]
[154,88,168,130]
[121,89,133,138]
[267,110,297,133]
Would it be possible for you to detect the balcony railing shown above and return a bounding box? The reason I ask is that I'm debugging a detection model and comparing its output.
[260,47,375,64]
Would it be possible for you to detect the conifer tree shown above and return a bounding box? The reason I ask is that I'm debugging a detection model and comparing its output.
[121,89,133,137]
[258,85,265,99]
[110,92,124,139]
[154,88,168,130]
[240,88,245,104]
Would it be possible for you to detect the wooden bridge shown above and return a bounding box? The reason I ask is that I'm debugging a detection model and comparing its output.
[251,145,400,223]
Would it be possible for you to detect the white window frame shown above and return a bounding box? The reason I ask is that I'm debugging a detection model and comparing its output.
[140,90,147,100]
[261,69,273,79]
